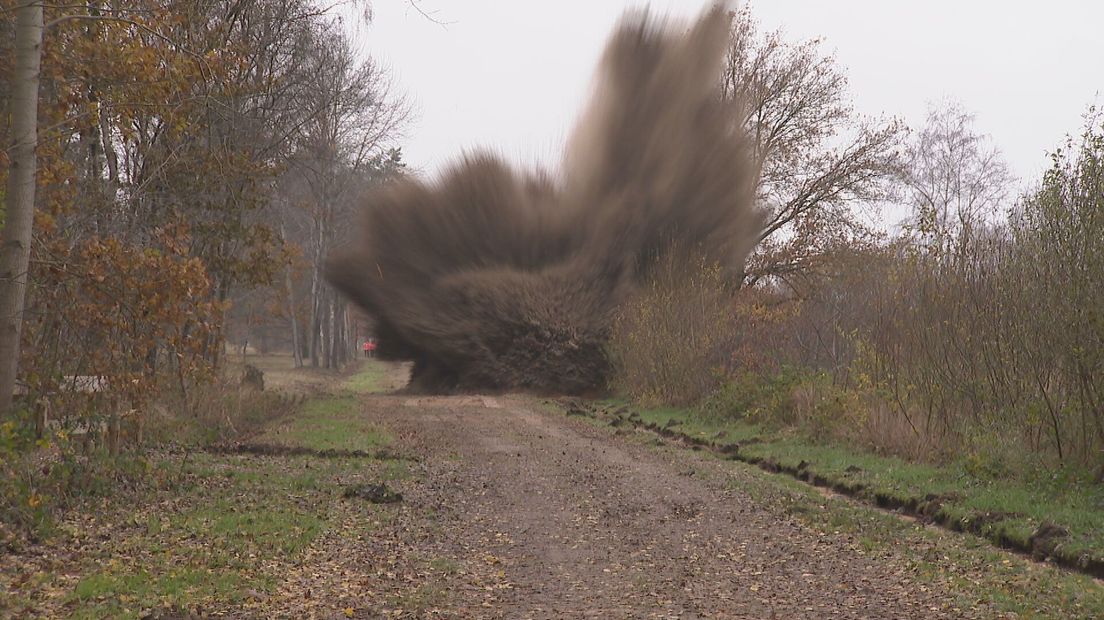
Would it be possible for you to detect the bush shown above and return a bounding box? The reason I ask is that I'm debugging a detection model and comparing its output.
[698,368,859,439]
[608,254,736,407]
[150,380,297,447]
[1,423,158,546]
[0,378,296,546]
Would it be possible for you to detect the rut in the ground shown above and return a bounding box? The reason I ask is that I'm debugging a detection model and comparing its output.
[264,394,991,619]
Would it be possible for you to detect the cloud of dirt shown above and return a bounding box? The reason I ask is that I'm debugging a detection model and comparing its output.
[326,5,760,394]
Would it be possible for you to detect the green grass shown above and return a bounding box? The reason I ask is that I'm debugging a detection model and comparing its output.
[171,497,325,555]
[1,379,411,618]
[736,434,1104,563]
[731,464,1104,618]
[58,454,330,618]
[68,568,246,619]
[250,361,397,452]
[256,395,391,452]
[619,426,1104,618]
[343,360,393,394]
[635,405,766,443]
[602,400,1104,578]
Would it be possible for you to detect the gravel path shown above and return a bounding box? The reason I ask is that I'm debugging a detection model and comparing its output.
[269,393,980,619]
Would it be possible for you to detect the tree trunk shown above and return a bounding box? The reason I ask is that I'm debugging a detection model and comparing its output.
[340,304,352,366]
[307,281,318,367]
[100,105,119,189]
[309,289,320,367]
[284,257,303,368]
[0,3,44,415]
[326,299,338,369]
[307,227,321,367]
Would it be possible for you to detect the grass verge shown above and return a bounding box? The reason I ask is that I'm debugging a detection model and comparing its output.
[560,398,1104,618]
[569,399,1104,579]
[1,361,408,619]
[704,448,1104,618]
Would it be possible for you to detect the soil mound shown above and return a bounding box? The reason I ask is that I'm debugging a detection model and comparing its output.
[327,6,760,393]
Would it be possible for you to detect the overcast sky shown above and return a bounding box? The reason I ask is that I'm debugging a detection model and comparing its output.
[353,1,1102,196]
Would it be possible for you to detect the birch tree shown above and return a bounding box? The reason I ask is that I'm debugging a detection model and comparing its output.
[0,1,42,414]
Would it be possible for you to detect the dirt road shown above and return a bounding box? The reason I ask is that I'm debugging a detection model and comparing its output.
[267,392,989,619]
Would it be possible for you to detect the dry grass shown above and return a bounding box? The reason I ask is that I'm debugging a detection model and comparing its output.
[222,353,348,395]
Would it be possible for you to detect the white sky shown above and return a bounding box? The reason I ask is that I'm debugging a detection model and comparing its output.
[353,1,1102,191]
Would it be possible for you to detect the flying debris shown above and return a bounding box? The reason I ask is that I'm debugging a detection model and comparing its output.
[327,5,760,394]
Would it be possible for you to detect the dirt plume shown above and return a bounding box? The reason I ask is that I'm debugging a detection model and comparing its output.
[326,5,760,394]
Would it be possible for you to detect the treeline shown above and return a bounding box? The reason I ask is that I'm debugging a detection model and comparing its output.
[754,116,1104,467]
[0,0,404,416]
[612,10,1104,471]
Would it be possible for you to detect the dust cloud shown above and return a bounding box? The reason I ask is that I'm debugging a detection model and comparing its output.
[326,5,760,394]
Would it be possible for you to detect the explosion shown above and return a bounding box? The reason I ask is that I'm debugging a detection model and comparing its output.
[326,5,760,394]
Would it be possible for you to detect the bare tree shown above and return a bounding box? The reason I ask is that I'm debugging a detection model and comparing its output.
[722,8,903,287]
[902,100,1014,256]
[276,27,408,368]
